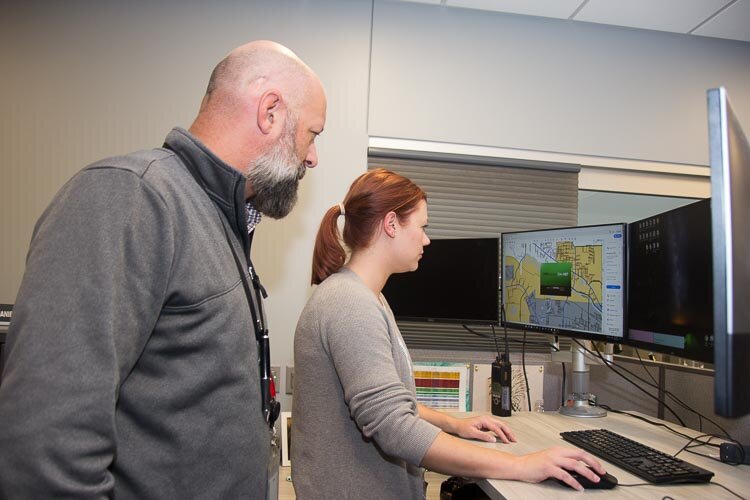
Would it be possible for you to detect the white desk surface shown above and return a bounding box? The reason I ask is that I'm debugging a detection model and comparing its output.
[451,410,748,500]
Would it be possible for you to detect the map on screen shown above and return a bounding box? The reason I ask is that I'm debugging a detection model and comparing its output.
[501,224,625,339]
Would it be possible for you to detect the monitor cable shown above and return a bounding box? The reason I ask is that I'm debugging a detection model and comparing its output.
[461,323,567,411]
[588,339,741,447]
[489,324,502,359]
[581,339,746,465]
[616,482,745,500]
[598,404,696,440]
[522,330,531,411]
[501,305,510,364]
[498,304,518,410]
[600,404,746,467]
[707,482,746,500]
[501,306,512,415]
[633,347,708,433]
[561,361,566,408]
[572,338,686,426]
[673,433,722,461]
[633,347,660,386]
[461,325,555,350]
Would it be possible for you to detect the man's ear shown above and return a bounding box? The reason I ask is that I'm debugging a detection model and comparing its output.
[384,211,398,238]
[257,89,283,135]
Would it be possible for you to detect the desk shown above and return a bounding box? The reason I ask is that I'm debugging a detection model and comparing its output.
[453,411,748,499]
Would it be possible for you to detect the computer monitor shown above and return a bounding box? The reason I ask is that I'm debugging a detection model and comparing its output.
[626,199,714,363]
[708,87,750,418]
[382,237,500,325]
[501,224,627,343]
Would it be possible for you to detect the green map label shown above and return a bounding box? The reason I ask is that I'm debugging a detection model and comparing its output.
[540,262,572,296]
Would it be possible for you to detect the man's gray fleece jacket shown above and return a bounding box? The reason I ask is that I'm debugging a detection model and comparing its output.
[0,128,270,498]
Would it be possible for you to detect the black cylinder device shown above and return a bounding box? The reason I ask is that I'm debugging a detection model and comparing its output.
[491,354,512,417]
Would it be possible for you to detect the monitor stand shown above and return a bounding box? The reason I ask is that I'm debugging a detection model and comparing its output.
[559,341,607,418]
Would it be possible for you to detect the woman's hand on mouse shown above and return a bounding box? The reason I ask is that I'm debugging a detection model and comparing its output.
[512,447,606,491]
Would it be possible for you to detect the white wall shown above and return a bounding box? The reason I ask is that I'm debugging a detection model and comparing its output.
[0,0,373,410]
[578,191,698,226]
[369,1,750,167]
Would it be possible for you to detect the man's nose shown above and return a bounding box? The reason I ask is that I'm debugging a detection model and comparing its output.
[304,143,318,168]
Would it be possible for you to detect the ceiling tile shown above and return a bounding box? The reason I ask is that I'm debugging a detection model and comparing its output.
[693,0,750,42]
[445,0,584,19]
[574,0,733,33]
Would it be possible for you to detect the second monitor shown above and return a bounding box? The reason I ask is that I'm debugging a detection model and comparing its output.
[501,223,627,342]
[383,237,500,325]
[626,199,714,363]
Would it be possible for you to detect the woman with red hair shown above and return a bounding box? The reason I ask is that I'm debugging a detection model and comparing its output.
[291,169,604,499]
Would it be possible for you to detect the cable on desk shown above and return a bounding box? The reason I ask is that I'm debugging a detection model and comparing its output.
[674,433,719,456]
[684,444,723,463]
[617,481,746,500]
[582,340,745,464]
[597,405,693,441]
[673,433,722,462]
[599,405,737,465]
[597,404,745,467]
[678,434,747,467]
[710,481,747,500]
[589,340,742,452]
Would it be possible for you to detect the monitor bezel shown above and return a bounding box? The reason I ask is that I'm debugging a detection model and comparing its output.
[625,331,714,364]
[709,87,750,417]
[500,222,628,344]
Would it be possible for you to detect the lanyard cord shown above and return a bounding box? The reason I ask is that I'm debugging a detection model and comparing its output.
[163,143,280,428]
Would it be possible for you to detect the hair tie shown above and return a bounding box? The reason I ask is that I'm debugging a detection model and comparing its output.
[338,202,346,217]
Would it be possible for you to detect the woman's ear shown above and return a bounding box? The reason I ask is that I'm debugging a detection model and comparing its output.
[384,211,398,238]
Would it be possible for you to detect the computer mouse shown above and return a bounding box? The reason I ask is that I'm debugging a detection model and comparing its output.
[556,467,618,489]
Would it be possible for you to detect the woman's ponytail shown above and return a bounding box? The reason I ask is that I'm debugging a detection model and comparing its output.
[311,204,347,285]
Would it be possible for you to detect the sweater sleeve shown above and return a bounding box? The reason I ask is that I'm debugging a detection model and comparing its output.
[0,166,174,499]
[319,279,440,466]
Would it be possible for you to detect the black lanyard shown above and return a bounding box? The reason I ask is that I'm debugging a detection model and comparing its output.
[163,143,280,428]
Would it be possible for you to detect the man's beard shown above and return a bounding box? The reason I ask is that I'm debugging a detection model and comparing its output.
[246,120,307,219]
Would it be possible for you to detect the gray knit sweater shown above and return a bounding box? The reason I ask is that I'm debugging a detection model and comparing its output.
[292,268,441,499]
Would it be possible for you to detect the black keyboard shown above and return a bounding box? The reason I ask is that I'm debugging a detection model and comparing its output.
[560,429,714,484]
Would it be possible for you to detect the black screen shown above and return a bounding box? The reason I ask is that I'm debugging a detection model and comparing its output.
[382,238,499,325]
[626,199,714,363]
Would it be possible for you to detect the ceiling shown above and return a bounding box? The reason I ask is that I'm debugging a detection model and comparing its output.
[398,0,750,43]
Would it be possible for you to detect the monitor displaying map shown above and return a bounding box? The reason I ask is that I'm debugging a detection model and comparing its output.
[501,224,626,341]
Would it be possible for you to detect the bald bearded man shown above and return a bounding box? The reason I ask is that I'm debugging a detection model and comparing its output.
[0,40,327,499]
